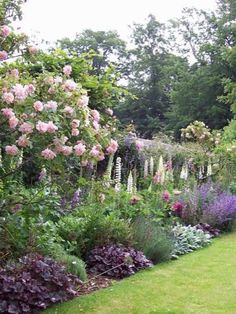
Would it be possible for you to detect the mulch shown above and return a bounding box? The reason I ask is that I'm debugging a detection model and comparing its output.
[76,273,116,296]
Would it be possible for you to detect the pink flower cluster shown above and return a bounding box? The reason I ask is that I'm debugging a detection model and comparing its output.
[11,83,35,101]
[36,121,58,133]
[63,65,72,76]
[0,51,8,61]
[90,144,105,161]
[0,25,11,38]
[106,139,118,154]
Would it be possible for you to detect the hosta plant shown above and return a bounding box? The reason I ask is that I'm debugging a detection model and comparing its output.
[87,245,153,279]
[171,223,211,258]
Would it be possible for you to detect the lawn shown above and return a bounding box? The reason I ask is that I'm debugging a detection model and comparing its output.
[45,233,236,314]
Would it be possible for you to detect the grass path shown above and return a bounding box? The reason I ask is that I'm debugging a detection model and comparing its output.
[45,233,236,314]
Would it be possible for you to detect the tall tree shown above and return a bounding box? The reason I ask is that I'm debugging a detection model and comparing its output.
[57,30,128,76]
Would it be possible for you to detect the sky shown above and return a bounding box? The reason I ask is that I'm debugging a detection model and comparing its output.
[17,0,217,44]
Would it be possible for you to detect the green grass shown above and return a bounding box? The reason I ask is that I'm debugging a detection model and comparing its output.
[45,233,236,314]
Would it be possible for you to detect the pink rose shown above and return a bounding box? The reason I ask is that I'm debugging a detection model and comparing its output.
[106,139,118,154]
[1,108,15,118]
[61,145,73,156]
[12,84,27,101]
[19,122,34,134]
[0,51,8,61]
[41,148,56,160]
[77,95,89,107]
[36,121,48,133]
[46,121,58,133]
[28,46,38,54]
[91,109,100,122]
[74,143,86,156]
[10,69,19,78]
[90,145,105,161]
[2,92,14,104]
[54,76,63,84]
[71,119,80,128]
[5,145,19,156]
[16,135,30,147]
[33,101,44,112]
[0,25,10,37]
[63,79,77,91]
[44,101,58,112]
[9,116,19,129]
[63,106,74,116]
[106,108,113,116]
[72,128,79,136]
[25,84,35,95]
[92,120,100,131]
[63,65,72,76]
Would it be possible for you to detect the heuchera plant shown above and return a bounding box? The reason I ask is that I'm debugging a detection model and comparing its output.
[87,245,153,279]
[0,254,80,313]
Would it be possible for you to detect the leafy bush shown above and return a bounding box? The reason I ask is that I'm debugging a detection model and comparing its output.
[171,224,211,258]
[203,193,236,230]
[57,209,131,258]
[131,217,174,264]
[35,221,87,281]
[87,245,153,279]
[0,254,79,313]
[195,223,220,237]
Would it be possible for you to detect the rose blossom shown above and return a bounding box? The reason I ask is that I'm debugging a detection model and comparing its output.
[63,65,72,76]
[0,51,8,61]
[91,109,100,122]
[0,25,10,37]
[33,101,44,112]
[63,106,74,116]
[9,116,19,129]
[93,120,100,131]
[44,101,58,112]
[77,95,89,107]
[90,145,105,161]
[10,69,19,78]
[41,148,56,160]
[19,122,34,134]
[74,142,86,156]
[106,108,113,116]
[106,139,118,154]
[5,145,19,156]
[71,119,80,128]
[61,145,73,156]
[36,121,48,133]
[28,46,38,54]
[1,108,15,118]
[12,84,27,101]
[46,121,58,133]
[25,84,35,96]
[16,135,30,147]
[63,79,77,91]
[54,76,63,84]
[72,128,79,136]
[2,92,14,104]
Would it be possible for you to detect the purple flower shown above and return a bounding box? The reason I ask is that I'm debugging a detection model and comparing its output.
[203,193,236,227]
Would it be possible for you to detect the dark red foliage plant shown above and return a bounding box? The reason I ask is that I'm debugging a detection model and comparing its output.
[0,254,80,314]
[87,245,153,279]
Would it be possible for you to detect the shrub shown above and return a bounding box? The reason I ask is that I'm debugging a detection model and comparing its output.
[35,221,87,281]
[202,193,236,230]
[87,245,153,279]
[0,254,79,313]
[171,223,211,258]
[57,209,131,258]
[195,223,220,237]
[131,217,174,264]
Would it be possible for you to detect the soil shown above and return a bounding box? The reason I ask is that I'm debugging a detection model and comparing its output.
[76,273,116,296]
